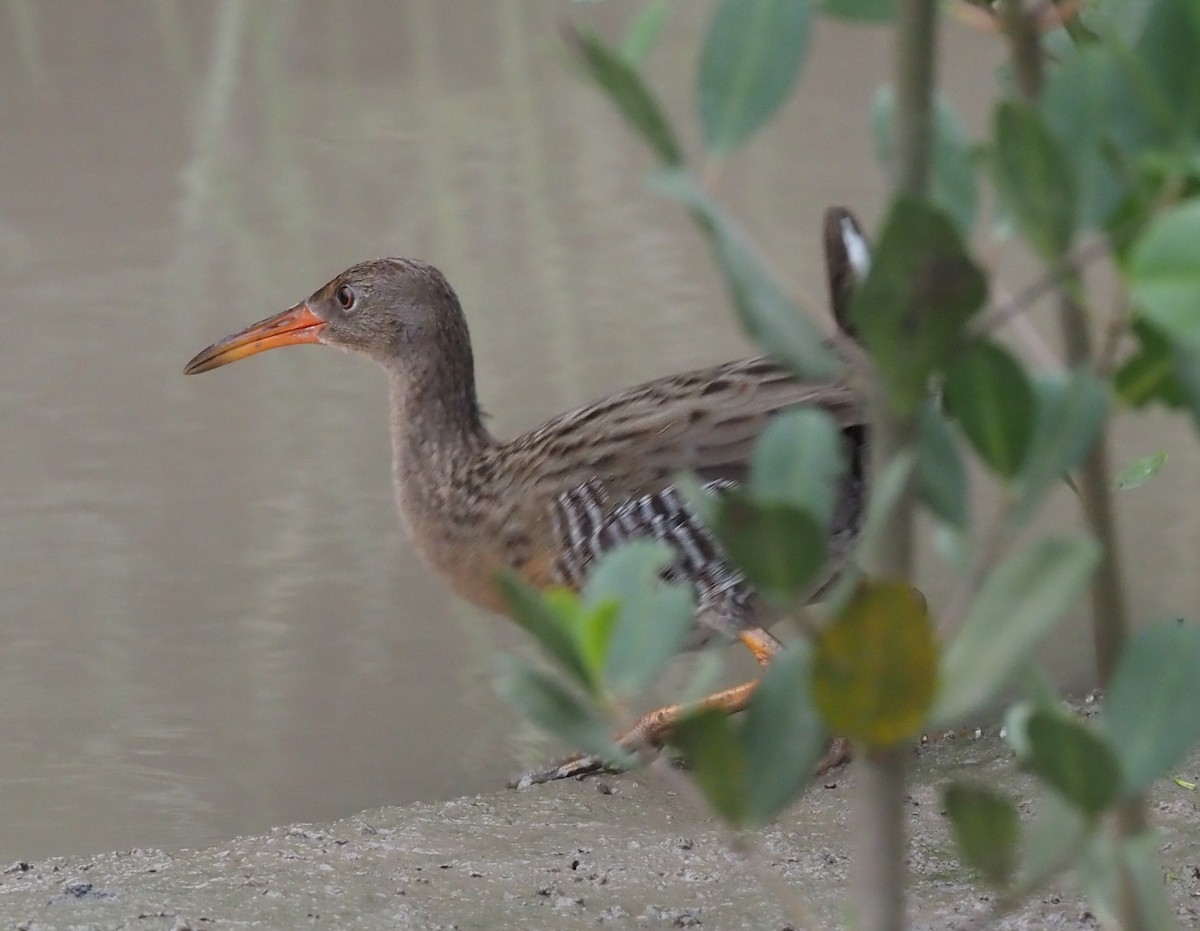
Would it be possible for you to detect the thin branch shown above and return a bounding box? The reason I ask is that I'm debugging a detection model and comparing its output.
[1002,0,1043,99]
[971,238,1109,336]
[943,491,1016,630]
[828,328,874,380]
[1096,298,1132,380]
[1009,312,1063,370]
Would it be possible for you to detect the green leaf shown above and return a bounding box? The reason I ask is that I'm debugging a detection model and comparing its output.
[992,100,1077,259]
[1040,46,1128,231]
[1079,0,1153,43]
[1104,620,1200,795]
[498,573,593,690]
[715,494,828,600]
[620,0,669,66]
[1117,320,1189,408]
[943,341,1037,479]
[813,580,939,747]
[1128,0,1200,153]
[1114,451,1167,490]
[873,89,977,235]
[1026,710,1122,816]
[932,537,1100,728]
[1129,198,1200,353]
[501,663,622,763]
[698,0,811,155]
[1018,787,1093,890]
[943,783,1020,887]
[741,644,829,826]
[820,0,895,22]
[917,400,968,528]
[548,589,617,683]
[1077,0,1200,170]
[650,169,841,380]
[747,407,845,528]
[849,197,987,413]
[671,708,747,824]
[1003,696,1049,765]
[568,28,683,166]
[1013,371,1108,523]
[1078,831,1175,931]
[673,646,830,828]
[586,542,696,694]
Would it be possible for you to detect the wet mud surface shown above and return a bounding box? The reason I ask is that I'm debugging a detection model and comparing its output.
[2,725,1198,930]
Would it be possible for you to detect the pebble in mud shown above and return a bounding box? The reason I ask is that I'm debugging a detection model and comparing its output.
[638,904,702,926]
[53,880,115,904]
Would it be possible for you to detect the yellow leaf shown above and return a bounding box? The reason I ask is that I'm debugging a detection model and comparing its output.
[812,579,939,747]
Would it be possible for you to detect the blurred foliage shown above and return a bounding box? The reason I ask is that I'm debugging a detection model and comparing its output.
[812,580,937,746]
[501,0,1200,926]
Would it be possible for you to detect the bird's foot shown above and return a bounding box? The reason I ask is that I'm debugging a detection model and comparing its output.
[510,704,675,788]
[814,735,852,777]
[510,752,631,789]
[512,735,850,790]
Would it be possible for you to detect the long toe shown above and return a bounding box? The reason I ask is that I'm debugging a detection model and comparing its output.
[510,753,629,788]
[814,736,853,776]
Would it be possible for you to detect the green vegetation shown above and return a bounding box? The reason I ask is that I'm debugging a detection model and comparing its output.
[505,0,1200,927]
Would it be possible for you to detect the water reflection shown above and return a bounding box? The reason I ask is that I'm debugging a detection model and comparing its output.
[0,0,1195,861]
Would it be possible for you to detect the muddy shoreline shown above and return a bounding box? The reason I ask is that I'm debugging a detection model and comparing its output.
[2,727,1197,930]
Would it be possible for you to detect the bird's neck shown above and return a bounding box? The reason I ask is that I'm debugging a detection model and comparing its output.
[386,359,491,527]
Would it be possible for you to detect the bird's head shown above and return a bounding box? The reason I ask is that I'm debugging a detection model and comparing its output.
[184,258,470,375]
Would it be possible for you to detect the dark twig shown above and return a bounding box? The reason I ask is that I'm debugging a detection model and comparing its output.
[971,238,1109,336]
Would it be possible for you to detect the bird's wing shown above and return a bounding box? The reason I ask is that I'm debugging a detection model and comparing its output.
[523,356,862,494]
[499,357,864,619]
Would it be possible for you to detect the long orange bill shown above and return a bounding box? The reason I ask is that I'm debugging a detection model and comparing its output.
[184,303,326,375]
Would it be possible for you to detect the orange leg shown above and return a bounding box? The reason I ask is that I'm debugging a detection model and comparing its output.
[516,627,792,787]
[738,627,784,666]
[513,626,853,787]
[515,680,760,786]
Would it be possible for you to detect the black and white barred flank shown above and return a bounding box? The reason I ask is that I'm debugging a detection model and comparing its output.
[548,427,866,645]
[550,478,753,641]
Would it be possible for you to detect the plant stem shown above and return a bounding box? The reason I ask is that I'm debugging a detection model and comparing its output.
[1002,0,1150,872]
[1001,0,1042,100]
[893,0,937,198]
[865,402,919,577]
[851,2,939,929]
[854,746,909,931]
[1059,255,1149,931]
[972,238,1109,335]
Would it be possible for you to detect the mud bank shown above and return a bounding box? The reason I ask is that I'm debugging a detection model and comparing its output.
[2,727,1198,930]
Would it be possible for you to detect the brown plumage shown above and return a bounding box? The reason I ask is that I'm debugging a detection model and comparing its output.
[184,207,870,782]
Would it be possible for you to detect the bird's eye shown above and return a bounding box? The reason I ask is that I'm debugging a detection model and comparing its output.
[335,285,357,311]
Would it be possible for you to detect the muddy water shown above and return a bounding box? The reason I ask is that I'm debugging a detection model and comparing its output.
[0,1,1196,861]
